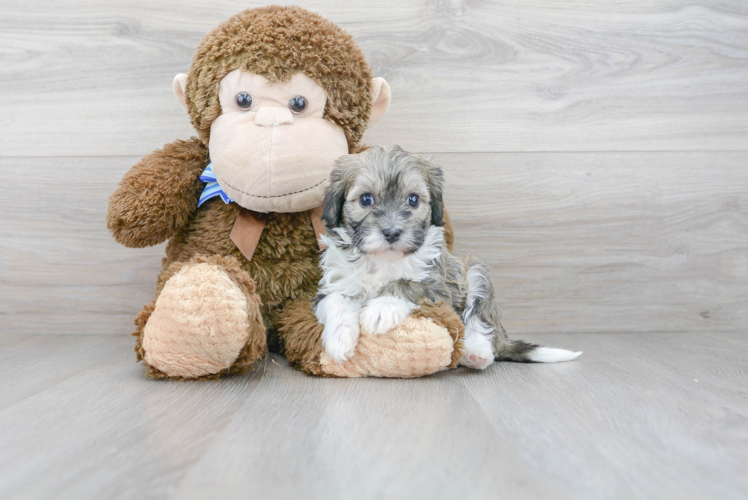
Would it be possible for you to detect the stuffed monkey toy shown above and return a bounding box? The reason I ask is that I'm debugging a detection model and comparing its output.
[107,6,464,380]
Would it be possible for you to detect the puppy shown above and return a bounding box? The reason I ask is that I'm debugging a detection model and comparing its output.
[314,145,582,369]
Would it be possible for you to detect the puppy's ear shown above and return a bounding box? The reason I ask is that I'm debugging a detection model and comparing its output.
[425,163,445,227]
[322,168,348,229]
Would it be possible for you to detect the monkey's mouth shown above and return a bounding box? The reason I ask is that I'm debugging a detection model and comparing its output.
[221,176,327,199]
[209,113,348,213]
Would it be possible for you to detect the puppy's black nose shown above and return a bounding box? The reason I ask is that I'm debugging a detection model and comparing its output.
[382,227,402,243]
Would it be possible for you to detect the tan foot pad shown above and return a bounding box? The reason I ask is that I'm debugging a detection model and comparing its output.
[320,316,455,378]
[142,262,251,378]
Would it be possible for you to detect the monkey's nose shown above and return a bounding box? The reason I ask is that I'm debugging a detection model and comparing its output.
[254,106,294,127]
[382,227,402,244]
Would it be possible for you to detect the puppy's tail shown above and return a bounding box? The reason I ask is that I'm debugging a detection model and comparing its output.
[495,339,582,363]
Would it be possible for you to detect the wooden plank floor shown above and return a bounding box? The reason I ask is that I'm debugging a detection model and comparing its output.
[0,332,746,500]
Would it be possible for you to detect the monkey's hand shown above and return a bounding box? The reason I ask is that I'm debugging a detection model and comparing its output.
[107,138,208,248]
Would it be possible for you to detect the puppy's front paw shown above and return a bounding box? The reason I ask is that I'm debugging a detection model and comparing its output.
[322,317,360,364]
[459,331,495,370]
[316,293,360,364]
[360,296,416,335]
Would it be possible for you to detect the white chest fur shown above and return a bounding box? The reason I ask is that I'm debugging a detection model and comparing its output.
[318,226,444,304]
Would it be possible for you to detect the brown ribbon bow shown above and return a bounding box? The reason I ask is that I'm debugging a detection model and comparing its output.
[230,206,326,262]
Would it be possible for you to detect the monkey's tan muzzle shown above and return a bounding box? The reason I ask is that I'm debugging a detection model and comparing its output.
[209,114,348,213]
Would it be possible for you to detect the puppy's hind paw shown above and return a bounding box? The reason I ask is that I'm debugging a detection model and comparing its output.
[360,296,416,335]
[459,332,495,370]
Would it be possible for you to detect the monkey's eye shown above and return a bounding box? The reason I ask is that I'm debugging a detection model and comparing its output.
[235,92,253,110]
[407,194,420,208]
[289,95,307,114]
[360,194,374,207]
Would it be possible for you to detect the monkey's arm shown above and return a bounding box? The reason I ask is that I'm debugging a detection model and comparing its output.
[107,138,208,248]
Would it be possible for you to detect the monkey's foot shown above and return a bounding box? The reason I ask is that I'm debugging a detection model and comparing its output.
[140,256,266,379]
[321,316,454,378]
[280,301,465,378]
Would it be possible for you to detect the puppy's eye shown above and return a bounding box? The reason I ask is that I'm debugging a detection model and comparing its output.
[360,193,374,207]
[407,194,420,208]
[289,95,307,114]
[235,92,253,110]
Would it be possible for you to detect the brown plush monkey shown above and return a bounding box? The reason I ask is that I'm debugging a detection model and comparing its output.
[107,6,463,379]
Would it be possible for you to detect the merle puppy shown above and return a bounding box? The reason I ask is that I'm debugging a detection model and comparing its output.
[313,145,581,369]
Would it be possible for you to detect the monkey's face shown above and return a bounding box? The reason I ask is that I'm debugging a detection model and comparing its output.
[173,6,392,214]
[208,70,349,213]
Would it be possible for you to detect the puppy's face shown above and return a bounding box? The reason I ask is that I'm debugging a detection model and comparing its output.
[322,145,445,258]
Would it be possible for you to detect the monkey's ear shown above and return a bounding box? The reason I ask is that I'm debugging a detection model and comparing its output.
[368,77,391,127]
[322,170,348,229]
[426,164,445,227]
[172,74,189,112]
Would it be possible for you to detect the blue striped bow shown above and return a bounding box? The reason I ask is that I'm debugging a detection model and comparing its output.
[198,163,234,207]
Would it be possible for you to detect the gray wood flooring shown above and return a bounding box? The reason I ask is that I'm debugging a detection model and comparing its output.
[0,332,746,500]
